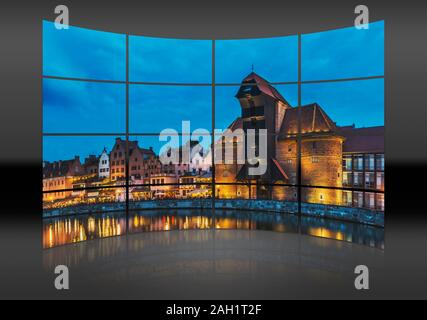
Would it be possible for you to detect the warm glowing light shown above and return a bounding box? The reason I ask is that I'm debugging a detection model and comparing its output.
[133,215,139,228]
[88,217,95,233]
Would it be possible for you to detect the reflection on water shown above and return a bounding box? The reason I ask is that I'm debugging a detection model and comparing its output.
[43,210,384,249]
[43,214,125,248]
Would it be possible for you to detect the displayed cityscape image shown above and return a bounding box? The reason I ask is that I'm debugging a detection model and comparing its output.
[42,20,384,248]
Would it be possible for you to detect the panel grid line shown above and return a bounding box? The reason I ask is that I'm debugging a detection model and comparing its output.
[125,34,130,233]
[297,33,302,230]
[42,74,384,87]
[211,39,216,225]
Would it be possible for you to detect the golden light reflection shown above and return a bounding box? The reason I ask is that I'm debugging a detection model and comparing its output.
[127,214,213,233]
[133,215,139,228]
[43,214,125,248]
[88,217,95,233]
[308,227,345,241]
[43,212,383,249]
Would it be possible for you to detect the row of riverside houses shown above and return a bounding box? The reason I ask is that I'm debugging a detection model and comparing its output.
[42,137,213,205]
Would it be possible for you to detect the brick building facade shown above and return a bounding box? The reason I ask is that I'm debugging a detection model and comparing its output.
[42,156,84,201]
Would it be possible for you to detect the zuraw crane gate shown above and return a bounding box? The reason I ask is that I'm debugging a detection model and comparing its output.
[215,72,384,209]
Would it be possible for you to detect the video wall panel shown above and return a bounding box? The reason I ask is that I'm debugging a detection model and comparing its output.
[42,19,384,248]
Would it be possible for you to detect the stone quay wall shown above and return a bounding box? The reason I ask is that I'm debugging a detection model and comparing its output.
[43,199,384,227]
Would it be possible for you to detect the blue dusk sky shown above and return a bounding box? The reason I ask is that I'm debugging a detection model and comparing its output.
[43,78,126,133]
[129,85,212,133]
[43,135,211,163]
[43,20,384,162]
[43,21,126,80]
[129,36,212,83]
[302,21,384,80]
[43,136,125,163]
[215,36,298,83]
[302,79,384,128]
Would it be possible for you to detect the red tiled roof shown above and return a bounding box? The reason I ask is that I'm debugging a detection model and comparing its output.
[339,126,384,153]
[83,155,99,167]
[114,137,155,157]
[280,103,337,135]
[43,157,81,178]
[225,103,338,136]
[240,72,289,105]
[227,117,243,131]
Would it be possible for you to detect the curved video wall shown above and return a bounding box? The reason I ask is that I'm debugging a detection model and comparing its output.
[42,20,384,248]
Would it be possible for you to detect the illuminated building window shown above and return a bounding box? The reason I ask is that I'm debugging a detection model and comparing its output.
[376,154,384,171]
[354,155,364,170]
[376,194,385,211]
[365,192,375,209]
[354,192,364,208]
[365,172,375,189]
[353,172,363,187]
[365,154,375,171]
[343,156,352,170]
[342,191,352,206]
[376,172,384,190]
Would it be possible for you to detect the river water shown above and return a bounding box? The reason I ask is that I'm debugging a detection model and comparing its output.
[42,209,384,249]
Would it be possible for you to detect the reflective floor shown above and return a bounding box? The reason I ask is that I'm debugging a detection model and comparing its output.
[42,228,384,299]
[43,209,384,249]
[41,209,385,298]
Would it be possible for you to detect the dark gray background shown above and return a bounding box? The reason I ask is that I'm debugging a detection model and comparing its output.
[0,0,426,299]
